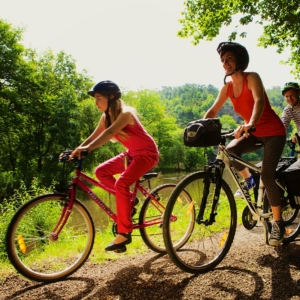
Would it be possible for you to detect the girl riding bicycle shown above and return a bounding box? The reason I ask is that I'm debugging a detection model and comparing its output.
[204,42,286,246]
[70,80,159,251]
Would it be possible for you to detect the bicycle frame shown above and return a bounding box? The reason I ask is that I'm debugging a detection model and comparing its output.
[204,136,289,226]
[52,159,165,238]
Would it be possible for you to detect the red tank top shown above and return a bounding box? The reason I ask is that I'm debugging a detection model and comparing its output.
[114,114,159,157]
[227,73,285,137]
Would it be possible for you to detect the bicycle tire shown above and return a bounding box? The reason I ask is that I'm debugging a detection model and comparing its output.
[139,184,194,254]
[163,171,237,274]
[263,191,300,244]
[6,193,95,282]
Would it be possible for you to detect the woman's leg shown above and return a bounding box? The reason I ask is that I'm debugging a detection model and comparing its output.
[226,135,261,197]
[226,134,261,172]
[260,136,286,216]
[260,135,286,246]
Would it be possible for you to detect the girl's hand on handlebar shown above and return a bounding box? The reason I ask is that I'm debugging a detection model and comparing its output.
[70,146,89,160]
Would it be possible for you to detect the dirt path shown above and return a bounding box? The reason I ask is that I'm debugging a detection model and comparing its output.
[1,225,300,300]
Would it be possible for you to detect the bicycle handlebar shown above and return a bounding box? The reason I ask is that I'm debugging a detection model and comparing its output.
[59,149,89,162]
[221,127,256,140]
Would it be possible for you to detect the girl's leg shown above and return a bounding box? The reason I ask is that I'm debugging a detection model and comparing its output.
[94,153,125,189]
[106,155,158,248]
[115,155,159,234]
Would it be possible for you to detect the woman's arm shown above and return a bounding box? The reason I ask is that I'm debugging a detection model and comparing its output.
[204,84,228,118]
[247,72,265,128]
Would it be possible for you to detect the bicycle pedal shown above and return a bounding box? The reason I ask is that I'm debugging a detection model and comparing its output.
[114,246,127,253]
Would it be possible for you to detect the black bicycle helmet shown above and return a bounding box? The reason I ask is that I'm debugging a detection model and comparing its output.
[217,42,249,84]
[282,82,300,95]
[87,80,122,98]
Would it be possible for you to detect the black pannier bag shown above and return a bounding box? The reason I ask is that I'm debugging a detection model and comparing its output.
[183,118,222,147]
[282,159,300,208]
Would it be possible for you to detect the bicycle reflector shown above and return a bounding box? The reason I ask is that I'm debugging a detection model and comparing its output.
[17,235,27,253]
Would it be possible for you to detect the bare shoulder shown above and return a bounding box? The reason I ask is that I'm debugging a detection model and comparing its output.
[247,72,264,89]
[247,72,263,83]
[117,110,135,125]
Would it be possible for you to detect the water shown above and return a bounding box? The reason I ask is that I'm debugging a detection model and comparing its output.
[77,170,238,230]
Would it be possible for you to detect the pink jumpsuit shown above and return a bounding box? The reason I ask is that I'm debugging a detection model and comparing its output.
[95,113,159,233]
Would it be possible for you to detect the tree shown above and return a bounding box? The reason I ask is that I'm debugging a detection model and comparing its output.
[177,0,300,78]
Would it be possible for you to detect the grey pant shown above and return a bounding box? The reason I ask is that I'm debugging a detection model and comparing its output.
[226,134,286,207]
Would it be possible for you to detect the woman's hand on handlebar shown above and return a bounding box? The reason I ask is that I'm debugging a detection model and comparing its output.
[234,124,255,139]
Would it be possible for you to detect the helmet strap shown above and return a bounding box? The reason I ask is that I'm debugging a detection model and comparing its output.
[223,69,239,85]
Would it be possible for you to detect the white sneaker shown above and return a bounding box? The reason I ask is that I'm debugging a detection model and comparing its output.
[234,189,243,199]
[234,175,256,199]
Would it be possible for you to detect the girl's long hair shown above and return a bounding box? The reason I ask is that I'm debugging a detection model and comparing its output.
[101,92,136,141]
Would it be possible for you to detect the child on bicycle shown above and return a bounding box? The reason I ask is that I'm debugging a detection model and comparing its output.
[70,80,159,251]
[204,42,286,246]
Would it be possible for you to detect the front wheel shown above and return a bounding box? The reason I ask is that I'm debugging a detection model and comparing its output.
[163,171,237,274]
[139,184,194,254]
[6,193,95,283]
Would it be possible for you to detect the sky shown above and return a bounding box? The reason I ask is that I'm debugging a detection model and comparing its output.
[0,0,296,91]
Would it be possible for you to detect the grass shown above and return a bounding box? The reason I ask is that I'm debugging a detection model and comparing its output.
[0,181,251,281]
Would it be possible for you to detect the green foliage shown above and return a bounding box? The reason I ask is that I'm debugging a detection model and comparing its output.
[159,84,219,127]
[178,0,300,79]
[220,114,238,130]
[0,17,292,200]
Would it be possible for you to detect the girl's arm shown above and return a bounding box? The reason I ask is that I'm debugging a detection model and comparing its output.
[71,112,133,158]
[80,114,106,147]
[88,111,133,151]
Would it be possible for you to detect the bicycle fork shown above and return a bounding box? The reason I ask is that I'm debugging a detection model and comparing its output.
[196,166,223,225]
[50,189,75,241]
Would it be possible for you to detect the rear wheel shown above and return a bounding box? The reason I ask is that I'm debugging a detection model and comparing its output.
[163,171,237,274]
[139,184,194,254]
[263,191,300,244]
[6,193,95,283]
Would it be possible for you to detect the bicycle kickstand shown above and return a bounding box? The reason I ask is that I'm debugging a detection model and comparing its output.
[262,218,271,246]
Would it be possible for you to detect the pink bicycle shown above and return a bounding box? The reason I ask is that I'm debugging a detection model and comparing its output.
[6,150,193,282]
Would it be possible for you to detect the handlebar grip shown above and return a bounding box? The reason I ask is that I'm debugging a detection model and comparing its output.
[59,149,89,162]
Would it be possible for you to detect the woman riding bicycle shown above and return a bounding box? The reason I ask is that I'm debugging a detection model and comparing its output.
[70,80,159,251]
[204,42,286,246]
